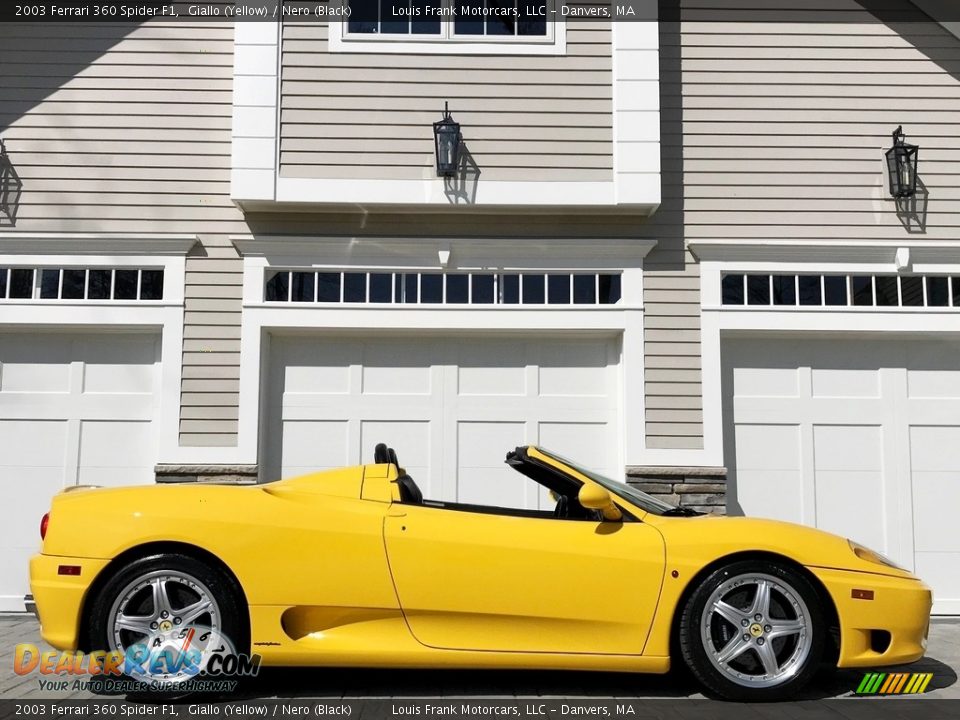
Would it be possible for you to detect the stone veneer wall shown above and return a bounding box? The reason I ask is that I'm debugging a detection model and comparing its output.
[626,467,727,515]
[155,465,258,485]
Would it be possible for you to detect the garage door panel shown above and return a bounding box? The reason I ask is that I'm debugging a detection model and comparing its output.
[281,420,350,475]
[78,420,156,486]
[0,363,71,393]
[915,553,960,613]
[733,424,800,471]
[457,421,531,507]
[811,368,880,399]
[458,365,526,397]
[814,471,886,551]
[732,367,799,398]
[539,346,612,398]
[81,336,158,394]
[281,395,428,414]
[83,362,155,395]
[538,422,615,475]
[907,369,960,399]
[813,425,883,472]
[909,426,960,470]
[76,397,154,420]
[733,469,804,524]
[0,419,68,466]
[911,472,960,551]
[362,364,432,396]
[284,366,351,395]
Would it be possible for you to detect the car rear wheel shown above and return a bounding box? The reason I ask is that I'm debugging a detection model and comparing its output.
[88,553,247,685]
[679,559,825,701]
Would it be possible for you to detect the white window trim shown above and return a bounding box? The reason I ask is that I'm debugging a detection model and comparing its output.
[0,234,197,469]
[329,13,566,55]
[687,238,960,472]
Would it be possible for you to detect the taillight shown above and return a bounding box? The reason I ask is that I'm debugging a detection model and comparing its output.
[40,513,49,540]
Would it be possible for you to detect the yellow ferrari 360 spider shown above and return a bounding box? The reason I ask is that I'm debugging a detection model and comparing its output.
[31,444,931,701]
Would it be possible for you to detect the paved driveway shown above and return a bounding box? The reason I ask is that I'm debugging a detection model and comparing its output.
[1,615,957,700]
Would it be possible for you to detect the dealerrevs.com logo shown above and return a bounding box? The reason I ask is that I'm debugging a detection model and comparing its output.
[14,625,261,693]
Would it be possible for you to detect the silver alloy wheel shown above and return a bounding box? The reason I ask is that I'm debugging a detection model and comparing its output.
[107,569,220,657]
[699,572,811,689]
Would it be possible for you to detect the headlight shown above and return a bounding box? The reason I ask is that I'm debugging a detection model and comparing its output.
[849,540,904,570]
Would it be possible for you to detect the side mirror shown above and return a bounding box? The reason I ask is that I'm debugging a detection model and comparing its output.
[577,484,623,522]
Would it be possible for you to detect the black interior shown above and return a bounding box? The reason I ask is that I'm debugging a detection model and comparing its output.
[373,443,606,521]
[375,443,424,505]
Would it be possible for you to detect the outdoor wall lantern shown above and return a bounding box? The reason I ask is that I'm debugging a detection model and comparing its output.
[886,125,919,199]
[433,102,462,178]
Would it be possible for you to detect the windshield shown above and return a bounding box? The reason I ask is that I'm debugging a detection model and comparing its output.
[535,447,679,516]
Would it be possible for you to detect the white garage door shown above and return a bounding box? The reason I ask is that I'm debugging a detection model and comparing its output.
[0,332,160,611]
[723,335,960,615]
[265,334,621,509]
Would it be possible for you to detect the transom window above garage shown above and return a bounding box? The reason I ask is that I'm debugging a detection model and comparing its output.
[721,273,960,309]
[264,270,621,305]
[0,267,164,301]
[345,0,550,39]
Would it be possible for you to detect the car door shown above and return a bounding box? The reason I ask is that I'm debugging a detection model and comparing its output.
[382,502,666,655]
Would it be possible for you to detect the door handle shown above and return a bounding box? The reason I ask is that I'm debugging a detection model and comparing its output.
[387,510,407,518]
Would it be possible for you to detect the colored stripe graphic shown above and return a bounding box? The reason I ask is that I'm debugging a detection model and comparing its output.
[879,674,896,694]
[893,673,910,694]
[856,674,875,694]
[856,672,933,695]
[904,674,921,694]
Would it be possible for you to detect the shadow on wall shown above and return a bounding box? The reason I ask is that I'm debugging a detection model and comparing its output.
[897,176,929,233]
[0,23,150,129]
[0,139,22,225]
[443,143,481,205]
[638,8,686,274]
[0,22,149,225]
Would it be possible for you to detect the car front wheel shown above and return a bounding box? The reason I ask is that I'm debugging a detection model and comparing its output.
[679,559,825,701]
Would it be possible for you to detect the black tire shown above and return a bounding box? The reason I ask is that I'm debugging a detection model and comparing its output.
[87,553,247,689]
[679,559,825,701]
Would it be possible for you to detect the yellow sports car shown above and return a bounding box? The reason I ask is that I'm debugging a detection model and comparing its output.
[30,444,931,701]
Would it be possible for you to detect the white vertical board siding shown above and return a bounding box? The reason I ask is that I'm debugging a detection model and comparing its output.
[0,21,247,447]
[641,0,960,452]
[279,11,614,181]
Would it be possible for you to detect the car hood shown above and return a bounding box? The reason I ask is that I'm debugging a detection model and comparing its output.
[645,513,918,581]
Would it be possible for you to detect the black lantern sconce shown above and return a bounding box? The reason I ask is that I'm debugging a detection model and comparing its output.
[885,126,919,199]
[433,102,462,178]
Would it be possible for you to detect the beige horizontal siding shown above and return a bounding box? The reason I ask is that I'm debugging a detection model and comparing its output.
[278,5,613,182]
[0,20,247,447]
[640,0,960,451]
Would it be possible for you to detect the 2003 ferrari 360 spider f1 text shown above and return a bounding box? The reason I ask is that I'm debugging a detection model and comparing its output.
[30,445,931,700]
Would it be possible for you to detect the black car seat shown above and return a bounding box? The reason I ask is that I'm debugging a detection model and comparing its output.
[395,474,423,505]
[375,443,424,504]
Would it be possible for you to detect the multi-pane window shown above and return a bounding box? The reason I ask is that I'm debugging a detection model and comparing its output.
[345,0,549,38]
[721,273,960,309]
[265,270,621,305]
[0,267,163,301]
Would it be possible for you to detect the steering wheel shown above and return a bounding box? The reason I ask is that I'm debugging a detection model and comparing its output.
[553,494,569,518]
